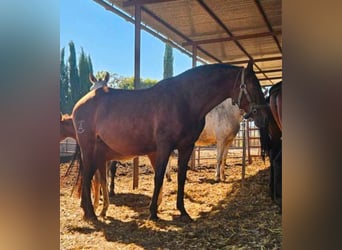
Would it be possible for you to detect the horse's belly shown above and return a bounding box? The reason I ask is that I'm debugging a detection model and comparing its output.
[99,132,156,156]
[196,131,216,146]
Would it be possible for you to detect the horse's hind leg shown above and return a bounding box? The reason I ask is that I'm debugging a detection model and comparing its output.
[92,170,101,211]
[176,145,194,221]
[95,159,109,218]
[80,158,97,221]
[215,140,229,182]
[147,149,171,221]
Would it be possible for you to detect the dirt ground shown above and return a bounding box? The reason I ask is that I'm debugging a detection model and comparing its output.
[60,150,282,249]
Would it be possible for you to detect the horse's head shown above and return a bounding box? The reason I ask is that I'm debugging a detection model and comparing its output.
[89,72,110,91]
[237,61,269,129]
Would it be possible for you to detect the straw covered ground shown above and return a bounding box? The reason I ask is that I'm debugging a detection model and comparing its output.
[60,150,282,249]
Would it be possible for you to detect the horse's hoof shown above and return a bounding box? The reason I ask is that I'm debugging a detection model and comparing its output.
[83,214,98,222]
[179,214,193,223]
[148,214,160,221]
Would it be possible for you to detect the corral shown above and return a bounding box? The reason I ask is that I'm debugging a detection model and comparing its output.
[60,0,282,248]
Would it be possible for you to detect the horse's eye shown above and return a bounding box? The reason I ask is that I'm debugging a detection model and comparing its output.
[252,109,257,114]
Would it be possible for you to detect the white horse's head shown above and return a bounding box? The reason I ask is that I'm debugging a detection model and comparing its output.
[89,72,110,91]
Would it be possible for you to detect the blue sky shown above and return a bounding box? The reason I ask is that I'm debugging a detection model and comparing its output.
[60,0,194,81]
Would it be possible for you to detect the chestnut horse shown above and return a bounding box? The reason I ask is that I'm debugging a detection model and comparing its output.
[72,61,268,221]
[60,113,76,141]
[60,113,104,210]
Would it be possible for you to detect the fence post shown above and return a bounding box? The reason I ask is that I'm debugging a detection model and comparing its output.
[241,119,246,187]
[247,120,252,164]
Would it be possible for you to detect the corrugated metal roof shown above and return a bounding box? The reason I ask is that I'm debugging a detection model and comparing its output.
[102,0,282,86]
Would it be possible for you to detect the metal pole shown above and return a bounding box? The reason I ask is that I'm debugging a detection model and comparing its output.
[133,4,141,190]
[241,119,246,187]
[246,120,252,164]
[190,45,197,169]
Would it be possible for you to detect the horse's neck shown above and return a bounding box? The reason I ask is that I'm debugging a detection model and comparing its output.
[183,72,237,119]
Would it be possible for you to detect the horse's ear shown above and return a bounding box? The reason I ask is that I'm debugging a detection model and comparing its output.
[89,73,96,83]
[246,60,254,73]
[104,72,110,83]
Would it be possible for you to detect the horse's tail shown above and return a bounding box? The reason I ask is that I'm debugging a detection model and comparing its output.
[62,143,83,197]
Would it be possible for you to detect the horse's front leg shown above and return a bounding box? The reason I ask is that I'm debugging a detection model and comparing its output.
[176,145,195,222]
[109,161,117,197]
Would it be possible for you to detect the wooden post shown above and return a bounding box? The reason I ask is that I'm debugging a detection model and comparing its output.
[132,4,141,190]
[197,147,200,166]
[190,45,197,168]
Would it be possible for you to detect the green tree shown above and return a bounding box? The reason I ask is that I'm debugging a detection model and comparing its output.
[87,55,93,75]
[108,74,157,89]
[60,47,72,113]
[163,44,173,79]
[68,41,80,105]
[78,48,91,96]
[60,41,94,114]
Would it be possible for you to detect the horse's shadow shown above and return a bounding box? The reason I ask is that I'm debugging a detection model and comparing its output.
[109,192,150,208]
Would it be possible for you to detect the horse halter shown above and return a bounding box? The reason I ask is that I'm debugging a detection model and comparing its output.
[233,68,266,119]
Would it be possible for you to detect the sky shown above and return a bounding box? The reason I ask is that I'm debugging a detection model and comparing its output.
[60,0,194,81]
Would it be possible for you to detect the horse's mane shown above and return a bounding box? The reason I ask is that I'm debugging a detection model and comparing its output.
[269,81,282,96]
[154,63,242,90]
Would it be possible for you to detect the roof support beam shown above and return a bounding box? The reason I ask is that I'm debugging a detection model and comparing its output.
[182,30,281,46]
[255,68,282,74]
[225,56,282,65]
[254,0,282,53]
[141,6,222,62]
[258,76,282,81]
[92,0,207,64]
[196,0,267,79]
[123,0,176,7]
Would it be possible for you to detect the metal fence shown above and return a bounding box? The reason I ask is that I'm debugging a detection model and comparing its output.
[60,138,77,156]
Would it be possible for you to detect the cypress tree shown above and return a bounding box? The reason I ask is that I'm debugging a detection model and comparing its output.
[68,41,80,105]
[60,47,71,113]
[87,55,93,75]
[78,48,91,96]
[163,44,174,79]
